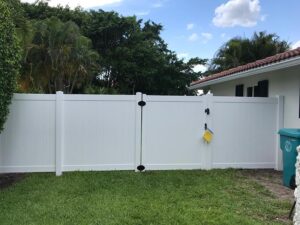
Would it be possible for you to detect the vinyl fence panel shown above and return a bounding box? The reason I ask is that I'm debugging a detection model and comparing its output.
[0,94,56,173]
[63,94,137,171]
[211,97,278,169]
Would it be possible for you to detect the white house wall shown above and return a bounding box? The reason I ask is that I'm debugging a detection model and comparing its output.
[208,65,300,128]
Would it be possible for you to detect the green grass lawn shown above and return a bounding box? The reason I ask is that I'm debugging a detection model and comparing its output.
[0,170,291,225]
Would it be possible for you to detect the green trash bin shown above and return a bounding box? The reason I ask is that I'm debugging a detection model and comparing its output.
[278,129,300,188]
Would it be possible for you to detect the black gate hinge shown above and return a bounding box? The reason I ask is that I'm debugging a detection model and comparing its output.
[138,101,146,107]
[137,165,145,171]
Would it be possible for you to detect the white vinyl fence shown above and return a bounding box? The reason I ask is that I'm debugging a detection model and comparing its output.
[0,92,283,175]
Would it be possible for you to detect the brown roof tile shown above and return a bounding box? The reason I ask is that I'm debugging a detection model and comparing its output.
[190,47,300,86]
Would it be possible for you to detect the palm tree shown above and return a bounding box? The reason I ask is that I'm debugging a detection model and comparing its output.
[22,17,99,93]
[208,32,290,75]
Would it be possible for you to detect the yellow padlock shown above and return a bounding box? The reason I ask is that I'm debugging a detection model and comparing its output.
[203,129,213,143]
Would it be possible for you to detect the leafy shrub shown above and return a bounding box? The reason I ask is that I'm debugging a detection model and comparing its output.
[0,0,21,132]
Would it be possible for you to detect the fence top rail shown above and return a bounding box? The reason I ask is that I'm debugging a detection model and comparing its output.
[144,95,205,102]
[64,94,136,102]
[13,94,56,101]
[212,96,278,104]
[12,93,137,102]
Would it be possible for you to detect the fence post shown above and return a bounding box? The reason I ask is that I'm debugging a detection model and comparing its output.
[294,146,300,224]
[135,92,143,172]
[55,91,64,176]
[275,95,284,171]
[203,93,213,170]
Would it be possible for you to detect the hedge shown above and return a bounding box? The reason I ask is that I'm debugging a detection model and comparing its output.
[0,0,21,132]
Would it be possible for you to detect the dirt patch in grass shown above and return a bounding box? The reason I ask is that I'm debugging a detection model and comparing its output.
[239,169,294,224]
[0,173,25,189]
[238,170,294,202]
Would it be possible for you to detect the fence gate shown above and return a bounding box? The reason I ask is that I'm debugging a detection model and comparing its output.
[137,94,208,171]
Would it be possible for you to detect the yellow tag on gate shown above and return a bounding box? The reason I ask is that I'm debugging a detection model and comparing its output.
[203,129,213,143]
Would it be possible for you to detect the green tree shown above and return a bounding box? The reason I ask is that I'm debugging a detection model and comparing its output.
[208,32,290,74]
[21,3,205,95]
[21,1,89,29]
[85,11,203,95]
[22,17,99,93]
[5,0,32,45]
[0,0,21,132]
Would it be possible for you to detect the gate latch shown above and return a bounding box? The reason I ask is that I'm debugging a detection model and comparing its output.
[205,108,210,115]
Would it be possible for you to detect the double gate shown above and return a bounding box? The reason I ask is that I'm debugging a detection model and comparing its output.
[136,93,281,172]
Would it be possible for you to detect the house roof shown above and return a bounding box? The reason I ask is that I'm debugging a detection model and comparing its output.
[190,47,300,88]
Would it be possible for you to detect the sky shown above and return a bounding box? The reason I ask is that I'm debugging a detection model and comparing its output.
[21,0,300,70]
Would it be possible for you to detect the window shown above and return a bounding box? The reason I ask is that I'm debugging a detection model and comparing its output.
[258,80,269,97]
[235,84,244,97]
[247,87,253,97]
[236,80,268,98]
[254,85,260,97]
[252,80,269,97]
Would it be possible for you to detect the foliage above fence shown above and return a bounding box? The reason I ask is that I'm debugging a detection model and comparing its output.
[0,1,21,132]
[14,1,205,95]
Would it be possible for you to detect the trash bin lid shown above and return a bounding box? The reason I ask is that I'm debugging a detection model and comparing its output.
[278,128,300,138]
